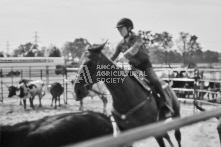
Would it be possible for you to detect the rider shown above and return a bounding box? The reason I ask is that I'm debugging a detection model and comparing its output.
[110,18,174,119]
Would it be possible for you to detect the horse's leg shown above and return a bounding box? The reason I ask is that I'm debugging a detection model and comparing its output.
[171,111,182,147]
[100,95,108,114]
[79,100,83,111]
[170,108,182,147]
[163,133,174,147]
[155,137,165,147]
[217,118,221,145]
[168,86,182,147]
[174,129,182,147]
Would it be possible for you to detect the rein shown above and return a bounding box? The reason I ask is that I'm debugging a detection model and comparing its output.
[112,99,147,120]
[88,88,105,96]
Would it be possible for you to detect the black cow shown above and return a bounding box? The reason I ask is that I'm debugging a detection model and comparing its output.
[0,111,113,147]
[48,82,64,109]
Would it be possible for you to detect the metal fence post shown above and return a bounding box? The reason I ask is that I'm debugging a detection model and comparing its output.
[0,69,3,103]
[62,70,68,105]
[29,66,31,79]
[40,70,42,80]
[20,70,23,79]
[11,67,14,86]
[65,71,68,104]
[46,66,49,86]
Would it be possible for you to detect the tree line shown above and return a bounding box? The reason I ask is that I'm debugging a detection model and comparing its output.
[0,31,220,65]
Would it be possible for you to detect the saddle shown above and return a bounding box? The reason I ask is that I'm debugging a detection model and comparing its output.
[129,70,151,92]
[129,70,169,94]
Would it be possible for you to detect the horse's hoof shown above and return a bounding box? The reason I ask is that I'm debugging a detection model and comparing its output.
[103,110,107,115]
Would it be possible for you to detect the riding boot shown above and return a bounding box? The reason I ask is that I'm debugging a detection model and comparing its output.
[158,99,174,119]
[156,87,174,119]
[150,87,174,119]
[148,78,174,119]
[140,67,174,119]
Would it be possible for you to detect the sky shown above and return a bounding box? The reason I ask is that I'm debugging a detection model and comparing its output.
[0,0,221,54]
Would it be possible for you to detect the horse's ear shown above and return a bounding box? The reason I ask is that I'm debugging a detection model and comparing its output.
[88,41,108,53]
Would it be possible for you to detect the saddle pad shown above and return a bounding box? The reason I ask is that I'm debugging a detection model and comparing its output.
[130,71,151,92]
[130,70,170,94]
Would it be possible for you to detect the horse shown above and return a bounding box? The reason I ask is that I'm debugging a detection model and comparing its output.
[73,43,181,147]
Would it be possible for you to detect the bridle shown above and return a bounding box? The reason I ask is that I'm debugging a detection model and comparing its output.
[81,51,102,91]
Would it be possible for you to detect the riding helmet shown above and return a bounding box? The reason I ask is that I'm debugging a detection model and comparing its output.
[116,18,134,30]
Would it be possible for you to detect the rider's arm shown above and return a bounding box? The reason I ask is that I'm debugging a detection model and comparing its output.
[123,37,144,59]
[110,44,121,61]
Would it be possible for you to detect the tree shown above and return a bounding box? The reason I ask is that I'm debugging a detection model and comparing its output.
[203,50,219,63]
[138,30,173,65]
[149,47,165,64]
[12,42,43,57]
[152,32,173,65]
[176,32,201,64]
[138,30,154,48]
[49,46,61,57]
[62,38,90,61]
[0,52,4,57]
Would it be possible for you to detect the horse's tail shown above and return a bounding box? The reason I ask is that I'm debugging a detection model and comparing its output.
[193,100,205,112]
[193,100,220,120]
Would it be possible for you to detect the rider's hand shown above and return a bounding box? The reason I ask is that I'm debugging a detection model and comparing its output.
[118,53,128,62]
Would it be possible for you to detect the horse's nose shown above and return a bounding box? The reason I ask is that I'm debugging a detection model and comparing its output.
[84,84,91,90]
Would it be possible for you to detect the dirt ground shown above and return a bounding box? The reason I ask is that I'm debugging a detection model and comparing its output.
[0,94,220,147]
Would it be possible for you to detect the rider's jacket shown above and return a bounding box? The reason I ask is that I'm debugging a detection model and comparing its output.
[110,33,152,69]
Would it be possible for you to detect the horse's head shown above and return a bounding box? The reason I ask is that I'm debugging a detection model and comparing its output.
[74,42,107,101]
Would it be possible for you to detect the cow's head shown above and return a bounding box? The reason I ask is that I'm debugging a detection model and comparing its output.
[18,83,32,98]
[8,86,19,98]
[28,84,37,89]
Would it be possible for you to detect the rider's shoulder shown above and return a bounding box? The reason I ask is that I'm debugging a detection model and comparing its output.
[116,39,126,47]
[129,33,143,42]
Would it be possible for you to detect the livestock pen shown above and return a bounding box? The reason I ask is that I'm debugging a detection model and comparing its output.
[0,65,68,103]
[1,66,221,146]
